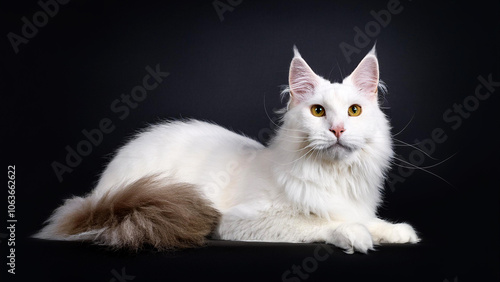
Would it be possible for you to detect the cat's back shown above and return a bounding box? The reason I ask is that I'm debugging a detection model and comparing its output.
[92,120,264,197]
[134,119,262,153]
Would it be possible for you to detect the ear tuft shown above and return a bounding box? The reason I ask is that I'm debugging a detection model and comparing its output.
[293,45,302,58]
[368,42,377,56]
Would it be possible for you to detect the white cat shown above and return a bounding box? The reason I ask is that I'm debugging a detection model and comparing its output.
[35,46,419,254]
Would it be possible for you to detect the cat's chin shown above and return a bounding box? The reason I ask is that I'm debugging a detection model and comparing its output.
[325,143,356,160]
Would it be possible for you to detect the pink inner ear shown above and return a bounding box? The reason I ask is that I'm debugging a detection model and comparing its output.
[289,57,319,103]
[351,55,379,99]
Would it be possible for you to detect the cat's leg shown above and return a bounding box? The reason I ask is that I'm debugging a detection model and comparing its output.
[216,207,374,254]
[366,218,420,244]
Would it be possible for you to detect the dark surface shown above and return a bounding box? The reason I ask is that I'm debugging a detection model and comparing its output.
[19,239,449,281]
[2,0,499,281]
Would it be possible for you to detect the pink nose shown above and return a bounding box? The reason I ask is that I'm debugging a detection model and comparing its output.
[330,126,345,139]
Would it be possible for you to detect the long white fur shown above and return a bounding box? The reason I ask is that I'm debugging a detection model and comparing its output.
[37,47,419,253]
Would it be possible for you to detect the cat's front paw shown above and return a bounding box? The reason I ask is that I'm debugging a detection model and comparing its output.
[370,222,420,244]
[327,223,374,254]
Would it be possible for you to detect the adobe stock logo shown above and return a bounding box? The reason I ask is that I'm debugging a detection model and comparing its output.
[51,64,170,183]
[387,73,499,191]
[212,0,243,22]
[109,267,135,282]
[7,0,70,54]
[281,245,335,282]
[339,0,411,63]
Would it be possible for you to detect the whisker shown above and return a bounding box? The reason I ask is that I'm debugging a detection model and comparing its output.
[279,144,314,153]
[392,113,415,137]
[413,153,457,170]
[391,156,455,188]
[392,138,438,160]
[263,97,313,135]
[285,146,316,166]
[263,96,282,130]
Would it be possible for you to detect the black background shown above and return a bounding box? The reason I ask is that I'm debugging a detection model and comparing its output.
[2,0,499,281]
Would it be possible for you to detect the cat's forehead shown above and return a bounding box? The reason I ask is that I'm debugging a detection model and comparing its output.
[314,82,361,106]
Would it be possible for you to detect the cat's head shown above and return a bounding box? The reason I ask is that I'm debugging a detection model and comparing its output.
[281,46,392,161]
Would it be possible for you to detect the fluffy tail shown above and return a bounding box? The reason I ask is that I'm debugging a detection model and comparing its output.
[34,176,221,250]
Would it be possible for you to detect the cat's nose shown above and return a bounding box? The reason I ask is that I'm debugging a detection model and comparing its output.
[330,126,345,139]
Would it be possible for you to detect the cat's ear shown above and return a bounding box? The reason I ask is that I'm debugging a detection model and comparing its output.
[345,46,379,101]
[288,46,320,105]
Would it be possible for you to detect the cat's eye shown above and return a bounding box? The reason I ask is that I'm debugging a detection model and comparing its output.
[311,105,325,117]
[348,104,362,117]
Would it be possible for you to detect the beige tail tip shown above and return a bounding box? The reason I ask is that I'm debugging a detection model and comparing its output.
[36,176,221,251]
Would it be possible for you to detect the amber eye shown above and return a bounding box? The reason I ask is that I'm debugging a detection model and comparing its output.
[311,105,325,117]
[348,104,362,117]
